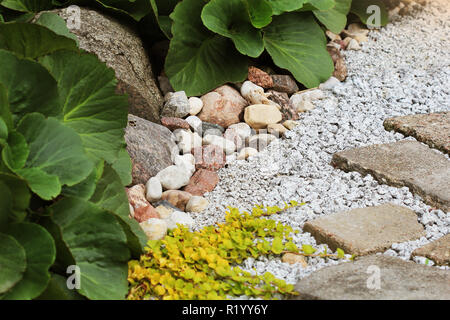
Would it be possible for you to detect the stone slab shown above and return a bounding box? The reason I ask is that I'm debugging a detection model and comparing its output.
[384,112,450,155]
[331,140,450,211]
[303,203,425,256]
[292,255,450,300]
[412,234,450,266]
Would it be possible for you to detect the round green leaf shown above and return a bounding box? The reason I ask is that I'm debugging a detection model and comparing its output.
[0,233,26,294]
[267,0,307,15]
[34,12,79,44]
[47,198,130,300]
[313,0,352,34]
[0,50,60,118]
[39,51,129,165]
[263,12,334,88]
[2,223,56,300]
[14,113,94,200]
[201,0,264,57]
[0,23,78,59]
[166,0,248,96]
[0,0,53,13]
[244,0,273,28]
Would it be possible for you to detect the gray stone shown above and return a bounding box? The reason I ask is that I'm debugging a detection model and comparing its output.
[37,7,163,124]
[412,234,450,266]
[125,115,178,185]
[161,91,189,118]
[384,112,450,155]
[331,140,450,211]
[202,122,225,135]
[292,255,450,300]
[303,203,425,255]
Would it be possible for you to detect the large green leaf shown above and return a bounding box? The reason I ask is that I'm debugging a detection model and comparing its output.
[39,51,129,165]
[0,50,60,118]
[34,12,79,44]
[351,0,388,27]
[149,0,180,38]
[89,164,147,257]
[0,83,12,132]
[47,197,130,300]
[96,0,152,21]
[202,0,264,57]
[244,0,273,28]
[0,0,52,12]
[111,148,132,186]
[313,0,352,34]
[0,23,78,59]
[166,0,248,96]
[306,0,335,11]
[9,113,93,200]
[0,181,12,230]
[266,0,307,15]
[263,12,334,88]
[0,173,30,224]
[0,232,26,294]
[36,273,85,300]
[2,223,56,300]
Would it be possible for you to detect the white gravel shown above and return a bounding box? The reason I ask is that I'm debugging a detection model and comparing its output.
[190,0,450,291]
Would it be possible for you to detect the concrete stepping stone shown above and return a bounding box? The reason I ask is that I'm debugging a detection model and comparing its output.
[384,112,449,155]
[291,255,450,300]
[331,140,450,211]
[412,234,450,266]
[303,203,425,256]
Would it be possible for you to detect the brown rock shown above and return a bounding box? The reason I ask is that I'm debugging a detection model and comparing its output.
[37,7,163,123]
[270,75,299,95]
[303,203,425,256]
[198,85,248,128]
[267,90,299,121]
[191,145,226,171]
[161,117,190,131]
[126,184,149,210]
[331,140,450,211]
[327,45,347,81]
[125,115,178,185]
[281,253,308,268]
[161,190,193,211]
[412,234,450,266]
[248,66,273,89]
[384,112,450,155]
[183,169,219,196]
[133,205,160,223]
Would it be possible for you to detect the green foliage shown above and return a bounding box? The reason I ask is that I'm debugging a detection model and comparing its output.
[0,16,146,300]
[127,202,302,300]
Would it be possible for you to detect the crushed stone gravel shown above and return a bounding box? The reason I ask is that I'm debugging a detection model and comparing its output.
[189,0,450,296]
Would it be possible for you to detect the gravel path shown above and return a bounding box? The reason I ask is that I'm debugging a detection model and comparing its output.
[190,1,450,288]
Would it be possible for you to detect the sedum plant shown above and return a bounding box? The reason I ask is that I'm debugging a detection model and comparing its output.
[0,0,388,96]
[127,202,350,300]
[0,14,148,300]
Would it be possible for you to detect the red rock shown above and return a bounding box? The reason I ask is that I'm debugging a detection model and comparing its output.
[248,66,273,89]
[161,117,190,131]
[126,184,149,210]
[198,85,248,128]
[133,205,160,223]
[327,45,347,82]
[161,190,192,211]
[191,145,226,171]
[183,169,219,196]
